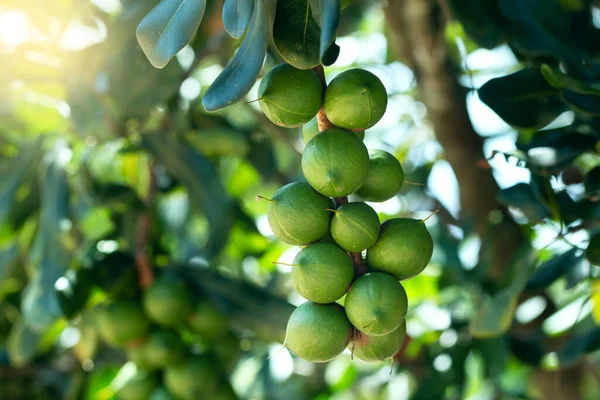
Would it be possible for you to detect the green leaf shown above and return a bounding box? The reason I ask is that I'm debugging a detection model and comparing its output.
[321,42,340,66]
[136,0,207,69]
[540,64,600,95]
[561,90,600,117]
[525,248,581,291]
[478,67,566,130]
[499,0,586,76]
[142,133,233,258]
[0,140,41,223]
[471,245,536,338]
[21,143,72,331]
[202,0,269,111]
[182,265,294,343]
[222,0,254,39]
[273,0,321,69]
[517,128,598,169]
[497,183,550,224]
[558,328,600,366]
[319,0,340,62]
[448,0,508,49]
[0,243,18,282]
[6,317,43,367]
[84,364,120,400]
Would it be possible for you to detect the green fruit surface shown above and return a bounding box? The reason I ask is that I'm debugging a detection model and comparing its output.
[127,345,154,370]
[366,218,433,281]
[330,202,380,252]
[292,242,354,303]
[351,321,406,362]
[97,301,150,347]
[344,273,408,336]
[584,166,600,200]
[356,150,404,202]
[258,63,323,127]
[324,69,388,130]
[188,301,228,340]
[302,128,369,197]
[267,182,334,245]
[285,302,351,363]
[587,234,600,265]
[144,329,185,368]
[143,277,193,326]
[117,370,157,400]
[164,356,221,400]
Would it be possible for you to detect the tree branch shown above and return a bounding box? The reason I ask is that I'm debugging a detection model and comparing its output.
[135,161,156,289]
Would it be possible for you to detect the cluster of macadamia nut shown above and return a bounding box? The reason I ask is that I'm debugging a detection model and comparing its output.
[258,63,434,363]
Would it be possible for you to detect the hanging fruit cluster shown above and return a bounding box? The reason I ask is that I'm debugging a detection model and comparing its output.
[257,64,434,363]
[93,270,238,400]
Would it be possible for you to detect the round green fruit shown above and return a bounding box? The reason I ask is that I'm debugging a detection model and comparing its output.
[302,128,369,197]
[164,356,221,400]
[97,301,150,347]
[127,344,153,370]
[330,202,380,252]
[366,218,433,281]
[584,166,600,201]
[258,63,323,128]
[149,387,175,400]
[117,370,157,400]
[143,277,193,326]
[356,150,404,202]
[324,69,388,130]
[285,302,352,363]
[266,182,334,245]
[144,329,185,368]
[188,301,228,340]
[586,234,600,265]
[291,242,354,303]
[351,322,406,362]
[344,273,408,336]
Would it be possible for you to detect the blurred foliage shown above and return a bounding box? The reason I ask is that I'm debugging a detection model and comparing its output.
[0,0,599,399]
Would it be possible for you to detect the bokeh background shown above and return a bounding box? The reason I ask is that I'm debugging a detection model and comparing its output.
[1,0,600,399]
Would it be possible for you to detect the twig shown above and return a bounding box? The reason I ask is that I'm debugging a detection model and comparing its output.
[135,161,156,288]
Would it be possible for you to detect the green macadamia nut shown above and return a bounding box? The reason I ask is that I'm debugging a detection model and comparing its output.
[164,356,221,400]
[330,202,380,252]
[285,302,352,363]
[584,166,600,201]
[265,182,334,245]
[324,69,388,130]
[351,321,406,362]
[258,63,323,128]
[344,272,408,336]
[188,301,228,340]
[291,242,354,303]
[144,329,185,368]
[586,234,600,265]
[366,218,433,281]
[356,150,404,202]
[97,301,150,347]
[143,277,193,326]
[302,128,369,197]
[117,369,158,400]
